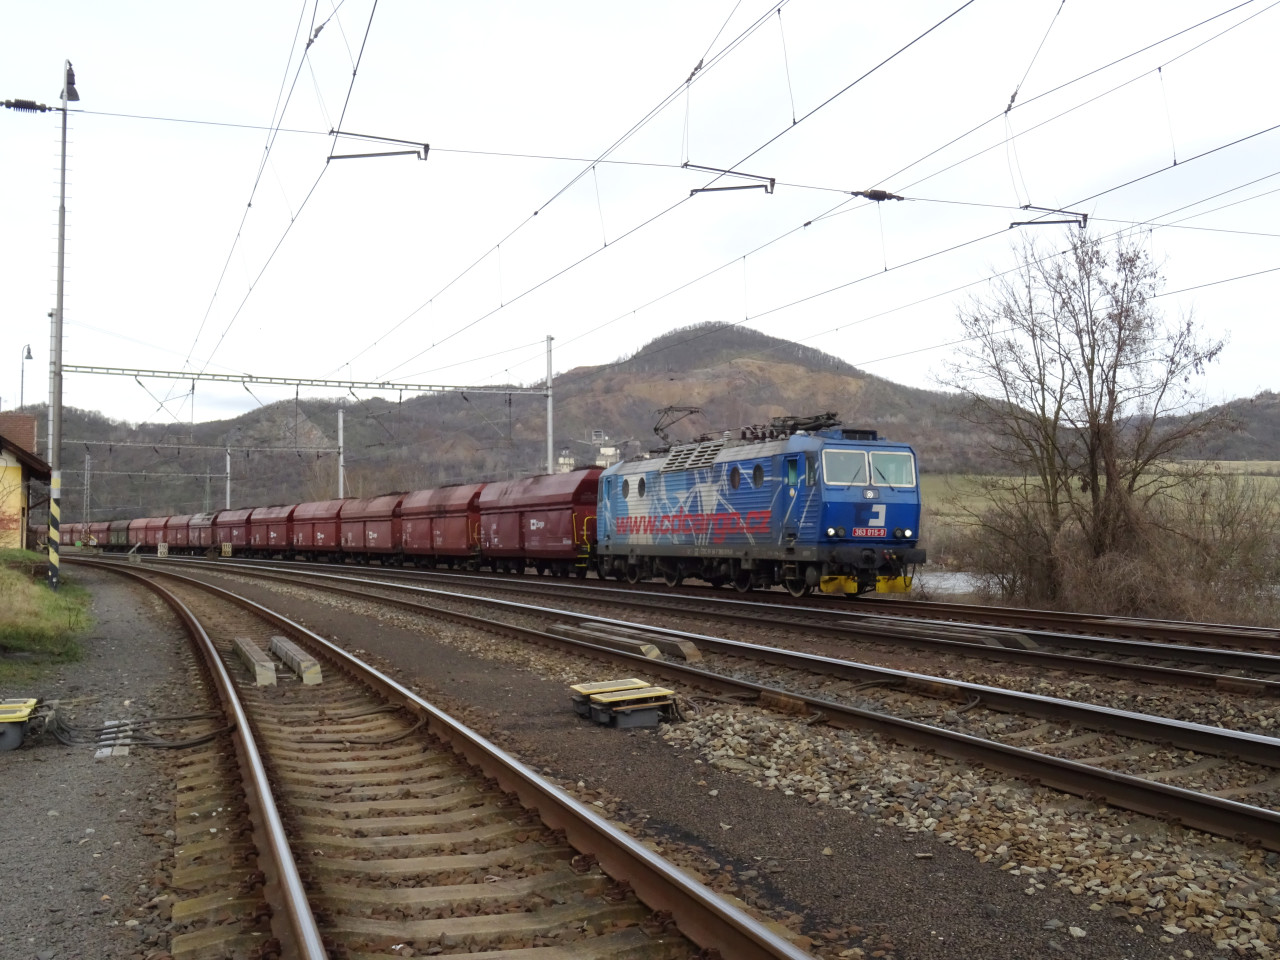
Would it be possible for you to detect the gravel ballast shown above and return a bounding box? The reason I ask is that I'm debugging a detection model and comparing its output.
[4,561,1277,960]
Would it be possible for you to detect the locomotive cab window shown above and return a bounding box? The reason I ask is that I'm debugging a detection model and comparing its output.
[637,476,646,498]
[870,452,916,487]
[752,464,765,488]
[729,465,741,490]
[786,458,799,486]
[806,454,817,486]
[622,478,630,498]
[821,449,869,485]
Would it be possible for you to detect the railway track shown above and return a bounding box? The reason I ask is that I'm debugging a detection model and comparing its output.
[151,556,1280,697]
[90,559,816,960]
[95,555,1280,855]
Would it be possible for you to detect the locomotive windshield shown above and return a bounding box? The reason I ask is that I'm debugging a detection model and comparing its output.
[870,451,916,487]
[821,450,869,485]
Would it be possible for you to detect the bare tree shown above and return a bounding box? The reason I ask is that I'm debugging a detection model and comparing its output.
[940,232,1232,606]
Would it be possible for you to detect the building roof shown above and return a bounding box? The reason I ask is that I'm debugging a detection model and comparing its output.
[0,430,51,482]
[0,413,37,454]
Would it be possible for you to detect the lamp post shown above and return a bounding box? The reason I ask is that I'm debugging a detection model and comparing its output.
[5,61,78,589]
[20,344,32,408]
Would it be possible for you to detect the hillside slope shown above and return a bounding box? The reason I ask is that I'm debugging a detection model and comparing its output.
[27,323,1263,520]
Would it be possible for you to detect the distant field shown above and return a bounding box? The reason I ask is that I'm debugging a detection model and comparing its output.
[920,473,991,519]
[1180,460,1280,476]
[919,464,1280,529]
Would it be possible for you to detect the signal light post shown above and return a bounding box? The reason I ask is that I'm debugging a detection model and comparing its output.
[4,61,78,590]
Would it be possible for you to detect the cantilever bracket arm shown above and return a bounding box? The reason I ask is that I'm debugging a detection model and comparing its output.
[1010,204,1087,229]
[684,161,775,196]
[329,128,429,162]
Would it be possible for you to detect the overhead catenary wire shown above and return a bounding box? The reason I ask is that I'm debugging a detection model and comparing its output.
[35,2,1273,427]
[554,131,1280,397]
[374,1,979,383]
[343,0,799,378]
[193,0,382,378]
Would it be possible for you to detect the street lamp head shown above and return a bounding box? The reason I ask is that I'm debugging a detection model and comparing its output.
[61,62,78,103]
[23,345,32,360]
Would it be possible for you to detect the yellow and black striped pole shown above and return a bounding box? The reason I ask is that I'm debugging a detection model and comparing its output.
[48,472,60,590]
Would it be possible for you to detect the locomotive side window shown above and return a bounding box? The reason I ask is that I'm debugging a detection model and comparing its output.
[822,449,869,485]
[870,451,916,487]
[729,466,741,490]
[638,476,646,498]
[786,458,798,486]
[622,478,630,499]
[806,454,817,485]
[752,464,765,488]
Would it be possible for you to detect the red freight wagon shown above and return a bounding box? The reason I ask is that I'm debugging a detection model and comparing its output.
[188,513,216,550]
[249,504,297,556]
[213,508,253,550]
[477,468,601,575]
[291,499,346,560]
[339,494,405,560]
[401,483,485,565]
[108,519,131,549]
[166,515,194,550]
[64,522,86,546]
[131,516,168,549]
[144,517,170,548]
[87,521,110,547]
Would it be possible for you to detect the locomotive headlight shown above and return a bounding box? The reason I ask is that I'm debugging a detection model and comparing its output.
[863,489,879,499]
[837,527,846,537]
[904,528,913,538]
[894,528,904,538]
[826,526,837,537]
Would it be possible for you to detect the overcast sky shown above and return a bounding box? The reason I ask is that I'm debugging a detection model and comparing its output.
[1,1,1276,435]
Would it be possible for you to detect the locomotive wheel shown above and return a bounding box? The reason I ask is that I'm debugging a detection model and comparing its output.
[661,568,683,587]
[625,564,641,584]
[732,571,754,593]
[784,578,811,598]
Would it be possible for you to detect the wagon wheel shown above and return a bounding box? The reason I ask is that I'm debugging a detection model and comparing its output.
[661,568,683,588]
[625,564,642,585]
[783,578,811,598]
[732,570,754,593]
[0,722,26,752]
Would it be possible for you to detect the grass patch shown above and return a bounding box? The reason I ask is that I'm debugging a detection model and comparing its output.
[0,550,92,685]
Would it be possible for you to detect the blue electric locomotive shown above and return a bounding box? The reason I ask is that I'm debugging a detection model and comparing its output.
[596,414,925,596]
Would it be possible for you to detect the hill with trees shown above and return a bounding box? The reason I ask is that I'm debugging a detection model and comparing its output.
[20,320,1272,525]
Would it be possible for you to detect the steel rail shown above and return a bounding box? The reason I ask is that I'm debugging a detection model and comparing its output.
[76,558,815,960]
[97,564,329,960]
[115,557,1280,853]
[154,555,1280,694]
[855,595,1280,647]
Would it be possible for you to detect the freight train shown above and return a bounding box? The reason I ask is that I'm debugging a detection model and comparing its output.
[64,414,925,596]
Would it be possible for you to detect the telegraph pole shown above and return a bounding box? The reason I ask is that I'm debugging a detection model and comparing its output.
[4,66,78,585]
[546,335,554,475]
[48,62,77,589]
[82,452,91,523]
